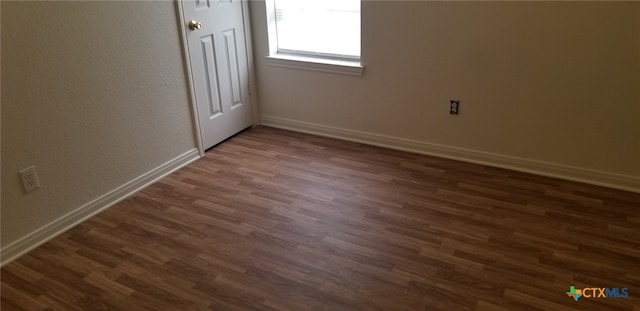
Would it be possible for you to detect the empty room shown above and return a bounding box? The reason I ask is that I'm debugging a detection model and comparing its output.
[1,0,639,310]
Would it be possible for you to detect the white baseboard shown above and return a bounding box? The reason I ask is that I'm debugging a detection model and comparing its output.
[260,115,640,194]
[0,148,201,267]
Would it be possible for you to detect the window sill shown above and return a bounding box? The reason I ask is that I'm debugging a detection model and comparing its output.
[265,54,364,76]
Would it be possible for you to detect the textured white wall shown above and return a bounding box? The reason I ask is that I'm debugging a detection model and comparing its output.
[1,2,197,245]
[250,1,640,187]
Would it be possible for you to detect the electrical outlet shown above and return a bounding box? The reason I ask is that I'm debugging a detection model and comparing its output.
[450,100,460,115]
[19,166,41,193]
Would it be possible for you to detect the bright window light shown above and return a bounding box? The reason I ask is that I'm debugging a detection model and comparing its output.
[270,0,360,61]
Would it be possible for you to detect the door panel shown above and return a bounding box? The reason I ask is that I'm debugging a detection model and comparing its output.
[195,0,209,9]
[182,0,252,150]
[222,29,242,108]
[199,35,223,118]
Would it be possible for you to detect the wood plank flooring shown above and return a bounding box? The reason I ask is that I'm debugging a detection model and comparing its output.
[2,126,640,310]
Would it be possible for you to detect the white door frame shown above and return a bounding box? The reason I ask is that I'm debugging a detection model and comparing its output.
[175,0,260,156]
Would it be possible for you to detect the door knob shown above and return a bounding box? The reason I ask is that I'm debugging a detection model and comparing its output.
[188,20,202,30]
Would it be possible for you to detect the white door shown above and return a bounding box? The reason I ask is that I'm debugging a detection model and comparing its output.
[181,0,253,150]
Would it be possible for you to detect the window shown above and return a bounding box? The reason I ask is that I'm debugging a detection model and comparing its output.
[265,0,363,75]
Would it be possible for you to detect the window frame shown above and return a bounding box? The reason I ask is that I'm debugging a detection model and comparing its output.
[264,0,364,76]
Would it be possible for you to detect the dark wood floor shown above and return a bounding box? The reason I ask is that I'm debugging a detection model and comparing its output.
[2,126,639,310]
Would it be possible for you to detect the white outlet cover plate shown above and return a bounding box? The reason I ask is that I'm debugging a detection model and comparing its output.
[19,166,41,193]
